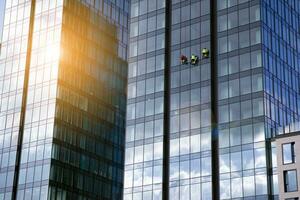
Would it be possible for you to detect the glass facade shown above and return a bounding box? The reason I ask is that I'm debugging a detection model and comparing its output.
[0,1,33,199]
[124,0,166,199]
[0,0,128,199]
[169,0,212,199]
[217,0,269,199]
[262,0,300,137]
[261,1,300,198]
[125,0,300,199]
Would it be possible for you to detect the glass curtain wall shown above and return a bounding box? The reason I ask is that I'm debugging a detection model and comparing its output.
[16,0,63,199]
[169,0,212,199]
[124,0,166,199]
[124,0,300,199]
[0,1,33,199]
[217,0,269,199]
[49,0,127,199]
[261,0,300,198]
[0,0,129,199]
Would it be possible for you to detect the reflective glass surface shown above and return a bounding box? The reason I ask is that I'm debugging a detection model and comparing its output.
[0,1,33,198]
[284,170,298,192]
[169,0,212,199]
[217,0,269,198]
[282,143,295,164]
[124,0,166,199]
[1,0,128,199]
[125,0,300,199]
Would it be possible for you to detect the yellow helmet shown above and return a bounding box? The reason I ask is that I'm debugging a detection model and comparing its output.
[202,48,209,58]
[191,54,198,65]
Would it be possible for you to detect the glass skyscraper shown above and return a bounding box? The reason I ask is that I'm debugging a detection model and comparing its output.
[0,0,128,199]
[124,0,300,200]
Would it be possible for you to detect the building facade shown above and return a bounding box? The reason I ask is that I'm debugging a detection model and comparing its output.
[0,0,128,199]
[275,132,300,199]
[124,0,300,200]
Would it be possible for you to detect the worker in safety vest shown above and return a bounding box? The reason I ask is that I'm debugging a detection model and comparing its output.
[191,54,198,65]
[180,55,188,64]
[202,48,209,58]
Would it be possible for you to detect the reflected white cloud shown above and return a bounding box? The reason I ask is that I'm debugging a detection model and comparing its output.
[243,176,255,196]
[220,179,230,199]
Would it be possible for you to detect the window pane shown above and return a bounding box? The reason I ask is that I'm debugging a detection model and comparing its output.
[191,111,200,129]
[250,5,260,22]
[241,100,252,119]
[251,50,262,68]
[201,86,210,104]
[137,80,145,96]
[219,129,229,148]
[230,127,241,146]
[250,28,261,45]
[171,93,179,110]
[147,16,156,32]
[239,30,249,48]
[284,170,298,192]
[201,20,210,36]
[243,176,255,196]
[218,59,228,76]
[252,74,262,92]
[147,37,156,53]
[146,99,154,116]
[219,105,229,123]
[139,19,147,35]
[228,12,238,29]
[229,79,239,97]
[252,98,263,116]
[231,152,242,171]
[219,82,228,99]
[191,88,200,106]
[242,150,254,170]
[240,53,250,71]
[218,37,227,54]
[131,3,139,17]
[230,103,240,121]
[180,91,190,108]
[228,56,239,74]
[282,143,295,164]
[218,15,227,31]
[130,22,138,37]
[228,34,238,51]
[239,8,249,26]
[218,0,227,10]
[191,2,200,19]
[129,42,137,57]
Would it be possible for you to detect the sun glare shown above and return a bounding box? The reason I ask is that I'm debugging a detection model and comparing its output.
[45,43,61,62]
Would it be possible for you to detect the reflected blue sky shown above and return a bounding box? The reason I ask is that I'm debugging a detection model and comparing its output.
[0,0,5,41]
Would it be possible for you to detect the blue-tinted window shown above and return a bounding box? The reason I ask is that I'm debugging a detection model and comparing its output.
[284,170,298,192]
[282,142,296,164]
